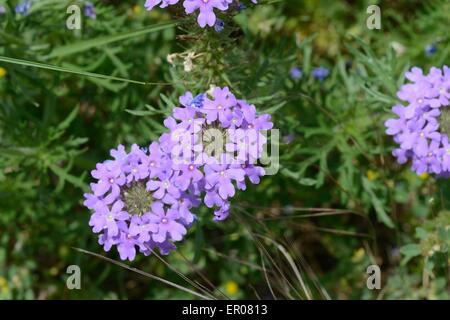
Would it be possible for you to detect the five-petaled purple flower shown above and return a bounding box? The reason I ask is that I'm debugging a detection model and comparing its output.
[148,202,187,243]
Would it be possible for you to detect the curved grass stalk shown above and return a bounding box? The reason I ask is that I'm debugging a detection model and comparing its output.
[148,248,219,300]
[0,56,172,86]
[260,249,278,300]
[257,235,312,300]
[233,208,304,298]
[73,247,213,300]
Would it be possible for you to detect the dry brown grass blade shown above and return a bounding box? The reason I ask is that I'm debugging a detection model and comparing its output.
[73,247,213,300]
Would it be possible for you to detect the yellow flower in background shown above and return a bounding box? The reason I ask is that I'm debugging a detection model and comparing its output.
[0,67,7,78]
[0,276,7,287]
[0,276,9,294]
[49,266,58,276]
[133,5,142,15]
[366,170,378,181]
[225,281,238,295]
[59,245,69,258]
[386,180,395,189]
[351,247,365,263]
[419,172,429,180]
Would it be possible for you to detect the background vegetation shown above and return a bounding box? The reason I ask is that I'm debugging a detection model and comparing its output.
[0,0,449,299]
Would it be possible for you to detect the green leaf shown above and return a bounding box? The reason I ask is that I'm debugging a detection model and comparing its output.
[415,227,428,240]
[56,106,79,132]
[400,244,422,265]
[160,93,176,109]
[61,62,128,92]
[261,101,287,114]
[362,177,395,228]
[43,22,177,59]
[299,178,317,186]
[49,163,88,192]
[0,56,152,85]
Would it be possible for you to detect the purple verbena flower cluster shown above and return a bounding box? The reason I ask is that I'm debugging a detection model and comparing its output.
[385,66,450,175]
[162,86,272,220]
[83,143,195,261]
[144,0,257,28]
[84,87,273,261]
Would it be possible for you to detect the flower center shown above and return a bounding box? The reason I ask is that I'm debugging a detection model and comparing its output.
[122,182,153,217]
[109,178,115,184]
[188,164,195,171]
[201,123,229,159]
[438,106,450,137]
[161,218,169,224]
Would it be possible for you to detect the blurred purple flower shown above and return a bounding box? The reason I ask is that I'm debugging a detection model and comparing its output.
[425,43,437,56]
[214,18,225,32]
[312,66,329,81]
[145,0,180,10]
[15,0,32,16]
[145,0,257,28]
[84,2,96,19]
[290,67,302,80]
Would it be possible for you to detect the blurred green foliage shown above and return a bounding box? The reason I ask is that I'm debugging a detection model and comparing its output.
[0,0,449,299]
